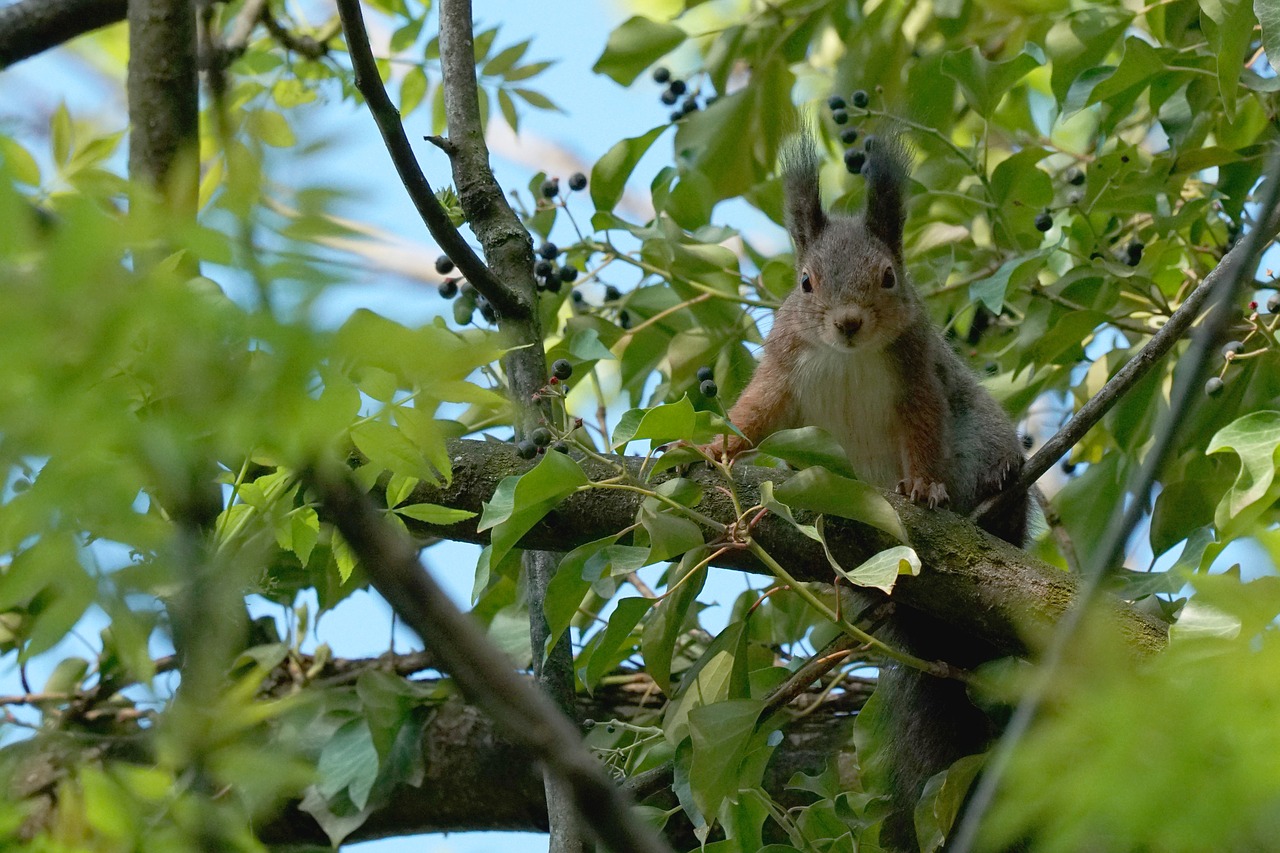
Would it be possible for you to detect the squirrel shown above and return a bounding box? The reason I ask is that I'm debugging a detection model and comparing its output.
[717,130,1030,850]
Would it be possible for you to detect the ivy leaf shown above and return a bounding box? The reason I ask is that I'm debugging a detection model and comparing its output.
[915,753,985,853]
[393,503,477,525]
[969,254,1044,314]
[940,47,1041,117]
[830,543,921,594]
[543,536,617,655]
[612,395,698,449]
[755,427,857,479]
[1200,0,1257,119]
[1206,410,1280,537]
[772,467,908,543]
[577,596,654,691]
[688,699,764,818]
[317,718,379,810]
[642,552,708,696]
[477,450,588,567]
[1045,8,1133,105]
[592,16,686,85]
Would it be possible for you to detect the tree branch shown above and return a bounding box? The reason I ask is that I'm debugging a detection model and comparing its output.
[308,465,673,853]
[391,439,1169,659]
[334,0,524,319]
[0,0,125,69]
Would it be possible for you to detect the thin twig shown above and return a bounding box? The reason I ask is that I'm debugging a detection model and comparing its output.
[334,0,524,319]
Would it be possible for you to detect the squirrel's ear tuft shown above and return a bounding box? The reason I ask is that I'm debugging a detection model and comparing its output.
[781,131,825,255]
[863,131,912,257]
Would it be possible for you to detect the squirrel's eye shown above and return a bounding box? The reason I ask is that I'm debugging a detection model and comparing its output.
[881,267,896,289]
[800,271,813,293]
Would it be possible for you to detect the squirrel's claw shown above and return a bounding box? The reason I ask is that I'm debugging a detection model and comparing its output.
[897,477,949,509]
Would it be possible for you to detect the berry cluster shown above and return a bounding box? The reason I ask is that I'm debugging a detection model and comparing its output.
[515,359,579,459]
[435,254,498,325]
[534,241,580,293]
[652,66,712,122]
[828,90,872,174]
[540,171,588,200]
[696,365,717,398]
[1203,294,1279,396]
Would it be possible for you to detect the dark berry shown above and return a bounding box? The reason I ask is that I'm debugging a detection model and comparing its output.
[828,95,846,110]
[568,172,587,191]
[558,265,578,283]
[660,89,678,106]
[516,440,537,460]
[552,359,573,380]
[571,290,584,304]
[1205,376,1225,397]
[535,259,555,278]
[670,110,685,122]
[1034,212,1053,232]
[863,134,877,151]
[1126,241,1144,263]
[435,255,455,275]
[699,379,718,397]
[552,442,569,454]
[531,427,552,447]
[478,297,496,323]
[1120,154,1130,164]
[1065,167,1085,186]
[851,89,869,108]
[1061,460,1078,475]
[539,242,559,260]
[604,284,622,302]
[541,178,560,199]
[832,108,849,125]
[618,310,631,329]
[696,366,714,383]
[681,97,699,114]
[844,149,866,174]
[653,66,671,84]
[438,278,459,299]
[544,276,562,293]
[839,127,859,145]
[1222,341,1244,359]
[1267,292,1280,313]
[669,79,687,96]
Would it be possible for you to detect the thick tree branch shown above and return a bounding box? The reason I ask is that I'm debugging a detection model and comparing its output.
[308,466,673,853]
[334,0,523,319]
[395,439,1169,659]
[0,0,125,68]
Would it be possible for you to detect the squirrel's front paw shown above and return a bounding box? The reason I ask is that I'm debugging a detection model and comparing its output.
[897,477,949,509]
[697,434,750,464]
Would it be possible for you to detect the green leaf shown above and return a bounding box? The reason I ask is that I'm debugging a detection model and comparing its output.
[250,110,297,148]
[640,507,705,564]
[400,66,427,116]
[831,543,921,594]
[1259,0,1280,75]
[394,503,477,525]
[317,718,379,810]
[0,137,41,185]
[51,103,73,166]
[350,420,440,484]
[1200,0,1257,119]
[1207,411,1280,536]
[642,552,708,695]
[591,124,667,213]
[579,596,655,690]
[663,620,750,744]
[477,450,588,567]
[772,468,908,543]
[612,395,698,449]
[969,254,1044,314]
[1045,8,1133,105]
[688,699,764,818]
[939,47,1041,117]
[915,753,985,853]
[756,427,857,479]
[592,16,686,85]
[544,536,618,654]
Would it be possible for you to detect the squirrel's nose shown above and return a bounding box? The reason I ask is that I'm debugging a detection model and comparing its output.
[835,314,863,339]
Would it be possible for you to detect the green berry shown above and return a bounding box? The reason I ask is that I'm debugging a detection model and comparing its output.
[1034,212,1053,232]
[516,439,537,459]
[700,379,718,397]
[452,299,474,325]
[1205,376,1225,397]
[552,359,573,380]
[531,427,552,447]
[568,172,587,191]
[696,366,714,383]
[851,89,869,108]
[438,278,458,299]
[435,255,454,274]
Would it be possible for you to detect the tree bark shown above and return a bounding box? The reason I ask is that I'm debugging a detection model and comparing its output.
[0,0,126,68]
[126,0,198,201]
[390,439,1169,660]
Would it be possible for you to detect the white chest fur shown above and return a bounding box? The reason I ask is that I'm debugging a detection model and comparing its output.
[793,347,903,488]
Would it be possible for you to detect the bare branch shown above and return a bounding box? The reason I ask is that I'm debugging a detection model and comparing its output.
[0,0,125,69]
[308,465,674,853]
[333,0,523,319]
